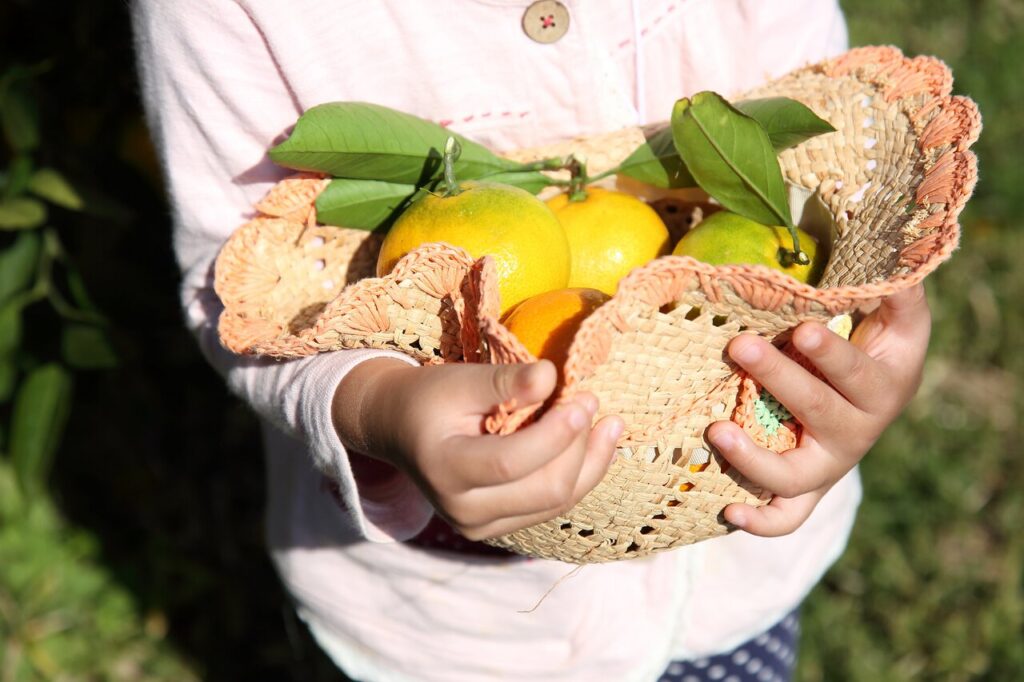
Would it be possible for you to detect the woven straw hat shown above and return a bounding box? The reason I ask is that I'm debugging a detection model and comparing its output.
[215,47,980,564]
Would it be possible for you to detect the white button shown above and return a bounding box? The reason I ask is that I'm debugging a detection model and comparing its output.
[522,1,570,44]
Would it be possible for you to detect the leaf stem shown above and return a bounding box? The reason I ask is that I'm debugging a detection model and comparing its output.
[515,156,574,173]
[566,154,589,202]
[441,137,462,197]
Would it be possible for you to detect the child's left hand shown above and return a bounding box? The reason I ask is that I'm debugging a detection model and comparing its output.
[706,283,931,537]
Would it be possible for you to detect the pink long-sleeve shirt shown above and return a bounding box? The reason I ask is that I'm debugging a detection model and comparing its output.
[132,1,861,679]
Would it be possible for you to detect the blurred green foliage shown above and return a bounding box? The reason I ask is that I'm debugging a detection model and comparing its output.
[0,1,338,679]
[798,1,1024,681]
[0,0,1020,681]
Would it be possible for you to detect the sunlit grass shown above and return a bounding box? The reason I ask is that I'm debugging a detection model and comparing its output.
[798,2,1024,679]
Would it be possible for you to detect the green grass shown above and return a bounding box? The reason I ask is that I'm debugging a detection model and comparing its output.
[798,2,1024,680]
[1,1,1022,680]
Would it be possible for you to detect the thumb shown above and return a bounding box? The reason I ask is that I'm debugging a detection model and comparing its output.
[466,360,558,411]
[876,283,931,338]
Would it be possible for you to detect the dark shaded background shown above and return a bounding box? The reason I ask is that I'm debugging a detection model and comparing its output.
[0,1,1020,681]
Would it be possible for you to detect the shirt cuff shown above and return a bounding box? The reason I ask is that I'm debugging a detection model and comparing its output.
[301,348,435,543]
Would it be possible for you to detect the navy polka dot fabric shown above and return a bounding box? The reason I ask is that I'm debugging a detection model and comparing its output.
[658,611,800,682]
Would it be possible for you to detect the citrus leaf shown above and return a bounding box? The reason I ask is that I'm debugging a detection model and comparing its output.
[616,97,833,188]
[616,127,696,188]
[0,303,21,356]
[734,98,836,151]
[61,323,118,370]
[315,179,420,231]
[10,363,72,495]
[672,92,792,227]
[28,168,85,211]
[0,231,40,303]
[270,102,523,184]
[315,170,555,231]
[0,197,47,230]
[2,155,34,199]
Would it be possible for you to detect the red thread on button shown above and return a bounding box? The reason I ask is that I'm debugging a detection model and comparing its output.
[541,14,556,28]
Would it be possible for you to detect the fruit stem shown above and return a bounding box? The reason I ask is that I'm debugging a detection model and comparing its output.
[780,226,810,267]
[442,136,463,197]
[566,154,589,202]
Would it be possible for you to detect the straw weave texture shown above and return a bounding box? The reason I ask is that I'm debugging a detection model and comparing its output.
[215,47,980,563]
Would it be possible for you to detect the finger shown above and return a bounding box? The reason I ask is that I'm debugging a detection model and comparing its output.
[727,334,859,442]
[706,421,835,499]
[450,410,593,529]
[444,393,598,487]
[875,283,931,337]
[850,284,931,356]
[790,322,888,412]
[460,416,624,541]
[723,489,825,537]
[460,361,558,412]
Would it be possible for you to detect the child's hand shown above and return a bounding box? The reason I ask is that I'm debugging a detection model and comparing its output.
[335,359,624,541]
[706,284,931,537]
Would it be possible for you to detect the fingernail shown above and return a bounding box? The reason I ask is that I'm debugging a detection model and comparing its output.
[727,507,747,528]
[797,326,823,352]
[708,427,736,451]
[567,406,587,430]
[733,338,762,364]
[579,393,598,415]
[607,418,624,443]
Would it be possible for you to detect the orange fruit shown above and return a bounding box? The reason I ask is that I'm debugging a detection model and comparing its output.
[502,287,610,375]
[672,210,824,285]
[377,181,570,314]
[546,188,670,296]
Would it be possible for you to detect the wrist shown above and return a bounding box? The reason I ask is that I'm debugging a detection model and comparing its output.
[332,357,416,465]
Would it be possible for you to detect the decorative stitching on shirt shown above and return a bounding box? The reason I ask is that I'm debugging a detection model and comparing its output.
[437,110,531,128]
[618,2,679,49]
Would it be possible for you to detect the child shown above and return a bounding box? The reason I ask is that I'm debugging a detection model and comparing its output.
[132,1,930,679]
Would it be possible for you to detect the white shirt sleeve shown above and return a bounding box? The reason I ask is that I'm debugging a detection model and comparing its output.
[130,0,434,542]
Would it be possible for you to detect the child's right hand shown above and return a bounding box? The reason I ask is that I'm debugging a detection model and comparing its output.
[333,359,625,541]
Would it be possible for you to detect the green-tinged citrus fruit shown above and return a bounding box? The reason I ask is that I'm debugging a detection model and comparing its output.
[672,210,824,284]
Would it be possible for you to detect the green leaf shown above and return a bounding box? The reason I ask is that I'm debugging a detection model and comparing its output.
[616,97,833,189]
[0,231,40,303]
[0,86,39,152]
[315,170,555,231]
[0,303,21,356]
[2,155,34,199]
[0,358,14,403]
[315,179,421,231]
[734,98,836,151]
[269,102,523,184]
[28,168,85,210]
[0,196,47,229]
[61,324,118,370]
[671,92,792,227]
[616,127,697,188]
[10,363,72,495]
[65,266,99,313]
